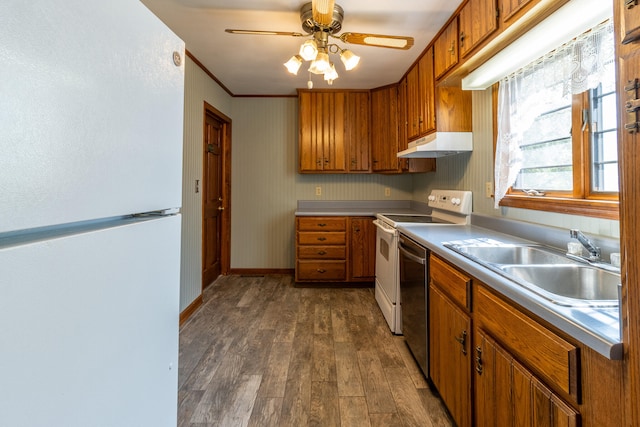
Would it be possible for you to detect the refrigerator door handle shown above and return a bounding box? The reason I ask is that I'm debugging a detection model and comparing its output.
[133,208,181,217]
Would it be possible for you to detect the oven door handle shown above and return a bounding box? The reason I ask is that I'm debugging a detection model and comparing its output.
[398,245,426,265]
[373,219,396,235]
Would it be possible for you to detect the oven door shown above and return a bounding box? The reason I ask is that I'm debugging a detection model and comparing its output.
[373,219,400,333]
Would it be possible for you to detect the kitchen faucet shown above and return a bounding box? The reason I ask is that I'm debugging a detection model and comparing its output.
[569,229,601,261]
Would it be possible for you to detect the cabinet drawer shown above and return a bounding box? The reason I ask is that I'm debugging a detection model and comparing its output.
[297,217,346,231]
[430,254,471,310]
[297,261,346,280]
[475,285,580,401]
[298,231,346,245]
[298,245,346,260]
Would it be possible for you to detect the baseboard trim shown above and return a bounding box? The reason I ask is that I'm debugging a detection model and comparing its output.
[179,295,203,326]
[229,268,294,276]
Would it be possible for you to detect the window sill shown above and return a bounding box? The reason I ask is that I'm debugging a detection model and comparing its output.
[499,195,619,220]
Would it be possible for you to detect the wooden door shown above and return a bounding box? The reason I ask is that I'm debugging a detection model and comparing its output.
[202,110,223,288]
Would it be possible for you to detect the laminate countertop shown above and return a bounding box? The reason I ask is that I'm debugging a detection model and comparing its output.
[397,221,622,360]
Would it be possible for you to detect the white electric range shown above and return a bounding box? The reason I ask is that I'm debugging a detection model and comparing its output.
[372,189,473,334]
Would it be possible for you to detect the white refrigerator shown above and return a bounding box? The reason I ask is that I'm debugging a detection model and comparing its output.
[0,1,184,426]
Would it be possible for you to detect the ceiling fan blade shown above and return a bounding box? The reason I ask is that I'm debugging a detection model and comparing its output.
[312,0,335,26]
[339,32,414,50]
[225,29,304,37]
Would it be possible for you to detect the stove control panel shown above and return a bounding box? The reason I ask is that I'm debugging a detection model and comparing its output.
[428,190,472,215]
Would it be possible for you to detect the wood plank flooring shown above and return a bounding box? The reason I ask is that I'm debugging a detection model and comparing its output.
[178,274,453,427]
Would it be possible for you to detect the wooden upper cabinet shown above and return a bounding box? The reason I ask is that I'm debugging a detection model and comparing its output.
[500,0,537,25]
[298,90,347,172]
[346,91,371,172]
[459,0,498,58]
[406,48,436,141]
[371,85,400,172]
[434,17,459,79]
[621,0,640,44]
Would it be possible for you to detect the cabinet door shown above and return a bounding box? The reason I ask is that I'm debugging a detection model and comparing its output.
[474,329,580,427]
[501,0,537,25]
[406,64,420,140]
[621,0,640,44]
[371,86,400,172]
[346,91,371,172]
[434,17,459,79]
[298,91,347,172]
[348,217,376,281]
[418,49,436,134]
[459,0,498,58]
[429,285,472,427]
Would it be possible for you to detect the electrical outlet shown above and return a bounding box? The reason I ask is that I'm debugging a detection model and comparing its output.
[315,186,322,196]
[485,182,493,198]
[385,187,391,197]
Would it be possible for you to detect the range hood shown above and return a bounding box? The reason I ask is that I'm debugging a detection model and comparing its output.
[397,132,473,158]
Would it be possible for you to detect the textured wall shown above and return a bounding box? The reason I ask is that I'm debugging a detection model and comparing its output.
[411,89,620,239]
[180,57,232,312]
[230,97,414,269]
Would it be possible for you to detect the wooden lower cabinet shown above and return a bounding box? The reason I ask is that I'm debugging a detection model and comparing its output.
[474,329,580,427]
[295,215,375,284]
[429,284,472,427]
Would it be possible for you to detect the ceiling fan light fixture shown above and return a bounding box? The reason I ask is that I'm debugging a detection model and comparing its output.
[309,51,331,74]
[284,55,303,75]
[339,49,360,70]
[299,39,319,61]
[324,63,339,83]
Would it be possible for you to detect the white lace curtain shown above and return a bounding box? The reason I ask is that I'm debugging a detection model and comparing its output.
[494,20,615,208]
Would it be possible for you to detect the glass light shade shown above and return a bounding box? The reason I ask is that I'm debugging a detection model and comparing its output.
[283,55,303,75]
[308,51,330,75]
[299,40,318,61]
[323,63,339,82]
[340,49,360,71]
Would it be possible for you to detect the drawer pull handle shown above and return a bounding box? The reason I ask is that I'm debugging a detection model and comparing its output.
[316,269,326,273]
[317,237,327,241]
[455,330,467,355]
[318,250,327,255]
[475,346,483,375]
[317,223,327,227]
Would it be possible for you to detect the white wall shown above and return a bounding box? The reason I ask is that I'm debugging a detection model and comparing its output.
[411,88,621,239]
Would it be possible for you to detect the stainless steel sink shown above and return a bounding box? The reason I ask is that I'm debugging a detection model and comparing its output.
[499,264,620,306]
[453,245,569,265]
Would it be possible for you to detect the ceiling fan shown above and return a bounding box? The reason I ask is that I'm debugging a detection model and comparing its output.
[225,0,414,85]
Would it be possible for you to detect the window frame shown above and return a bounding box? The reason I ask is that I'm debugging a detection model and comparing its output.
[492,86,619,220]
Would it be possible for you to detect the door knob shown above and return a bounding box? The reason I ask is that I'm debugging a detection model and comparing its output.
[218,206,224,211]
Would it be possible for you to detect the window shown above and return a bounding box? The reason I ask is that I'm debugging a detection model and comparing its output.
[494,21,618,219]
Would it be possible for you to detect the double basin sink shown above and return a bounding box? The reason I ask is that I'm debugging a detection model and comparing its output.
[444,242,620,307]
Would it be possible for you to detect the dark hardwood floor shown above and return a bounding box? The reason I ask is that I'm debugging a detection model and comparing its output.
[178,274,453,427]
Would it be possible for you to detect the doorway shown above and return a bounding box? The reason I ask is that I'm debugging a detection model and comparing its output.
[202,102,231,290]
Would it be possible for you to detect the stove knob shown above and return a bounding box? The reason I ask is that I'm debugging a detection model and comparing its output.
[428,195,436,202]
[452,197,461,205]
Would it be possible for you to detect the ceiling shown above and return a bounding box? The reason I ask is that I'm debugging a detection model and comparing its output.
[141,0,463,96]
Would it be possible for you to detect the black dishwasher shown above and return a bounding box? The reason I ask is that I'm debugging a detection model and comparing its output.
[399,233,429,377]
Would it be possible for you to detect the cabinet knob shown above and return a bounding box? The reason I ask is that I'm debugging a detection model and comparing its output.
[318,250,327,255]
[317,223,327,227]
[316,268,326,273]
[317,237,327,241]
